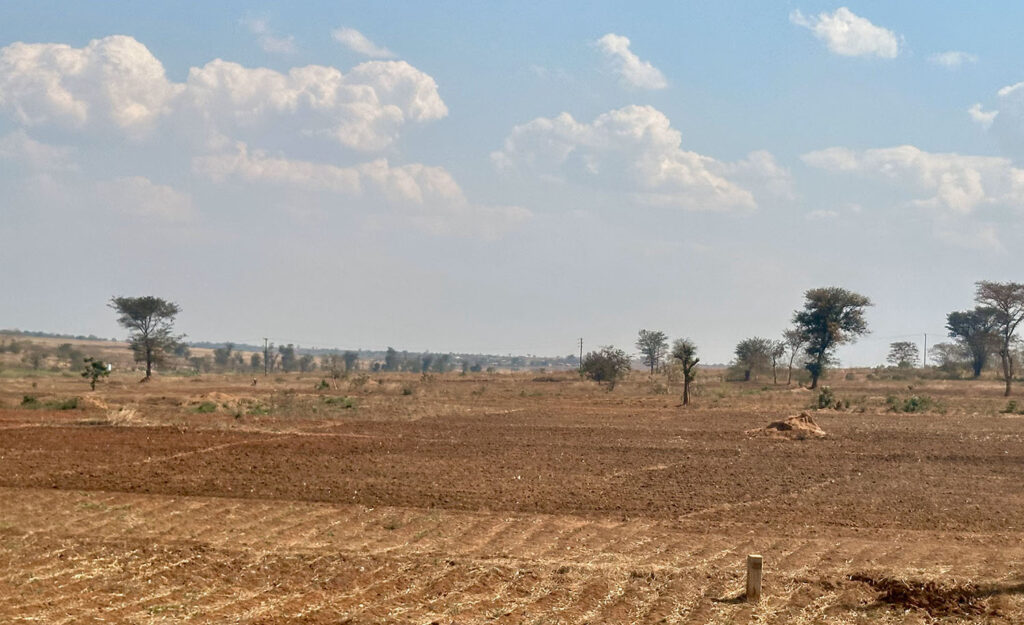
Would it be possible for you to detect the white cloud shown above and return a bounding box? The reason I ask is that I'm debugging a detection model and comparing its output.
[0,36,446,152]
[968,103,997,128]
[243,17,296,54]
[790,7,900,58]
[802,145,1024,214]
[95,176,194,221]
[0,35,182,135]
[332,27,395,59]
[493,105,790,211]
[0,130,77,171]
[595,33,666,90]
[928,51,977,69]
[194,144,530,237]
[181,58,447,151]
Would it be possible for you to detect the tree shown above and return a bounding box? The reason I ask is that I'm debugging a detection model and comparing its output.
[886,341,920,368]
[56,343,83,367]
[769,340,785,385]
[278,344,297,372]
[213,342,234,369]
[343,350,359,371]
[734,337,774,381]
[298,353,316,372]
[81,357,110,390]
[250,352,263,372]
[384,347,399,371]
[975,281,1024,396]
[670,338,699,406]
[782,328,805,385]
[930,342,970,377]
[109,296,182,380]
[581,346,632,389]
[421,354,434,373]
[792,287,872,389]
[946,308,998,378]
[635,329,669,374]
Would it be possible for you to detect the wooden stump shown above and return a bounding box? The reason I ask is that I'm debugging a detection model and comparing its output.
[746,554,763,602]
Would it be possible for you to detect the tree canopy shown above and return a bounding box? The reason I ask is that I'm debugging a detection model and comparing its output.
[635,329,669,374]
[109,296,182,379]
[792,287,872,389]
[974,281,1024,396]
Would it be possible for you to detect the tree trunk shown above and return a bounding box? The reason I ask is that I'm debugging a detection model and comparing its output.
[809,371,819,389]
[743,369,750,382]
[683,379,689,406]
[772,366,778,385]
[145,345,152,379]
[1003,349,1013,396]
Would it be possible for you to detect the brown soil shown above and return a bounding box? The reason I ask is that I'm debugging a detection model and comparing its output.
[2,370,1024,623]
[747,412,827,439]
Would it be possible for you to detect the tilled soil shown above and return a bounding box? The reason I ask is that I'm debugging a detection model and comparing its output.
[2,374,1024,623]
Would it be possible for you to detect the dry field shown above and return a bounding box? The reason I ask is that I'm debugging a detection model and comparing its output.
[2,366,1024,623]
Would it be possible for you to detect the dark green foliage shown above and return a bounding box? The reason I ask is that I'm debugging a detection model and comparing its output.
[81,357,110,390]
[946,308,998,378]
[793,287,872,389]
[581,346,632,389]
[670,338,699,406]
[636,329,668,374]
[886,395,938,413]
[109,296,182,379]
[195,401,217,413]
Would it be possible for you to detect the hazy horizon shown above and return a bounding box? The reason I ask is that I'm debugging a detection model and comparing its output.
[3,2,1023,366]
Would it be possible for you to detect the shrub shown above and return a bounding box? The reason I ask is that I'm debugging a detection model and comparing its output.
[581,346,632,390]
[195,401,217,413]
[322,396,355,409]
[886,395,938,413]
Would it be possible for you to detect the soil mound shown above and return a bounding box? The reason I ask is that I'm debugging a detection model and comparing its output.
[850,573,984,617]
[748,412,827,439]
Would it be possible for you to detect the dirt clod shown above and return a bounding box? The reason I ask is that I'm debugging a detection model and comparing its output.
[747,412,827,439]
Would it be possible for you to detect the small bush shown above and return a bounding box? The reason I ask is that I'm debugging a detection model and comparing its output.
[886,394,938,413]
[401,386,414,396]
[195,401,218,413]
[315,379,330,390]
[21,395,40,408]
[1003,400,1024,415]
[322,396,355,409]
[53,397,79,410]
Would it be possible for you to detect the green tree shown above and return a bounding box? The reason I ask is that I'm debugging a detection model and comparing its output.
[81,357,110,390]
[886,341,920,368]
[298,353,316,372]
[670,338,699,406]
[792,287,872,389]
[733,337,774,382]
[343,350,359,371]
[974,281,1024,396]
[109,296,182,380]
[635,329,669,374]
[581,346,632,389]
[946,307,998,378]
[250,352,263,372]
[213,342,234,369]
[278,344,297,372]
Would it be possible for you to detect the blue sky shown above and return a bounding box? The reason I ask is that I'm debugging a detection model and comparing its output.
[2,2,1023,365]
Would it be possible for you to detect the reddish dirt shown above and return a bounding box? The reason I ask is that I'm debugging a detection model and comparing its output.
[2,372,1024,623]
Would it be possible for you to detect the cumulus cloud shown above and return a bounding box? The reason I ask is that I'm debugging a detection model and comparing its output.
[0,36,447,151]
[0,35,182,135]
[595,33,666,90]
[790,7,900,58]
[802,145,1024,214]
[243,17,296,54]
[968,103,997,128]
[0,130,77,171]
[194,144,530,237]
[492,105,790,211]
[928,51,977,69]
[180,58,447,151]
[332,27,395,59]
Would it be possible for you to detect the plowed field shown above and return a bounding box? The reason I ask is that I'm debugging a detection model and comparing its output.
[2,372,1024,623]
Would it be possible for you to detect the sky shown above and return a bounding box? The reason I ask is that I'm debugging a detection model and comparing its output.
[2,1,1024,365]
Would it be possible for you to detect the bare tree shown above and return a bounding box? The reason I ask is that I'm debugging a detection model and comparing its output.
[975,281,1024,396]
[769,340,785,385]
[782,328,805,385]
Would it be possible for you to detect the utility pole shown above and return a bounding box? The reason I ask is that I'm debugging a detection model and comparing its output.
[923,333,927,368]
[578,338,583,376]
[263,337,269,376]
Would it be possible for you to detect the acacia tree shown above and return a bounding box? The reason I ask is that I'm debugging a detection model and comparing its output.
[946,308,998,378]
[670,338,699,406]
[769,340,786,385]
[975,281,1024,396]
[636,329,669,374]
[109,296,182,380]
[792,287,872,389]
[782,328,805,385]
[734,337,774,381]
[886,341,920,368]
[581,346,632,390]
